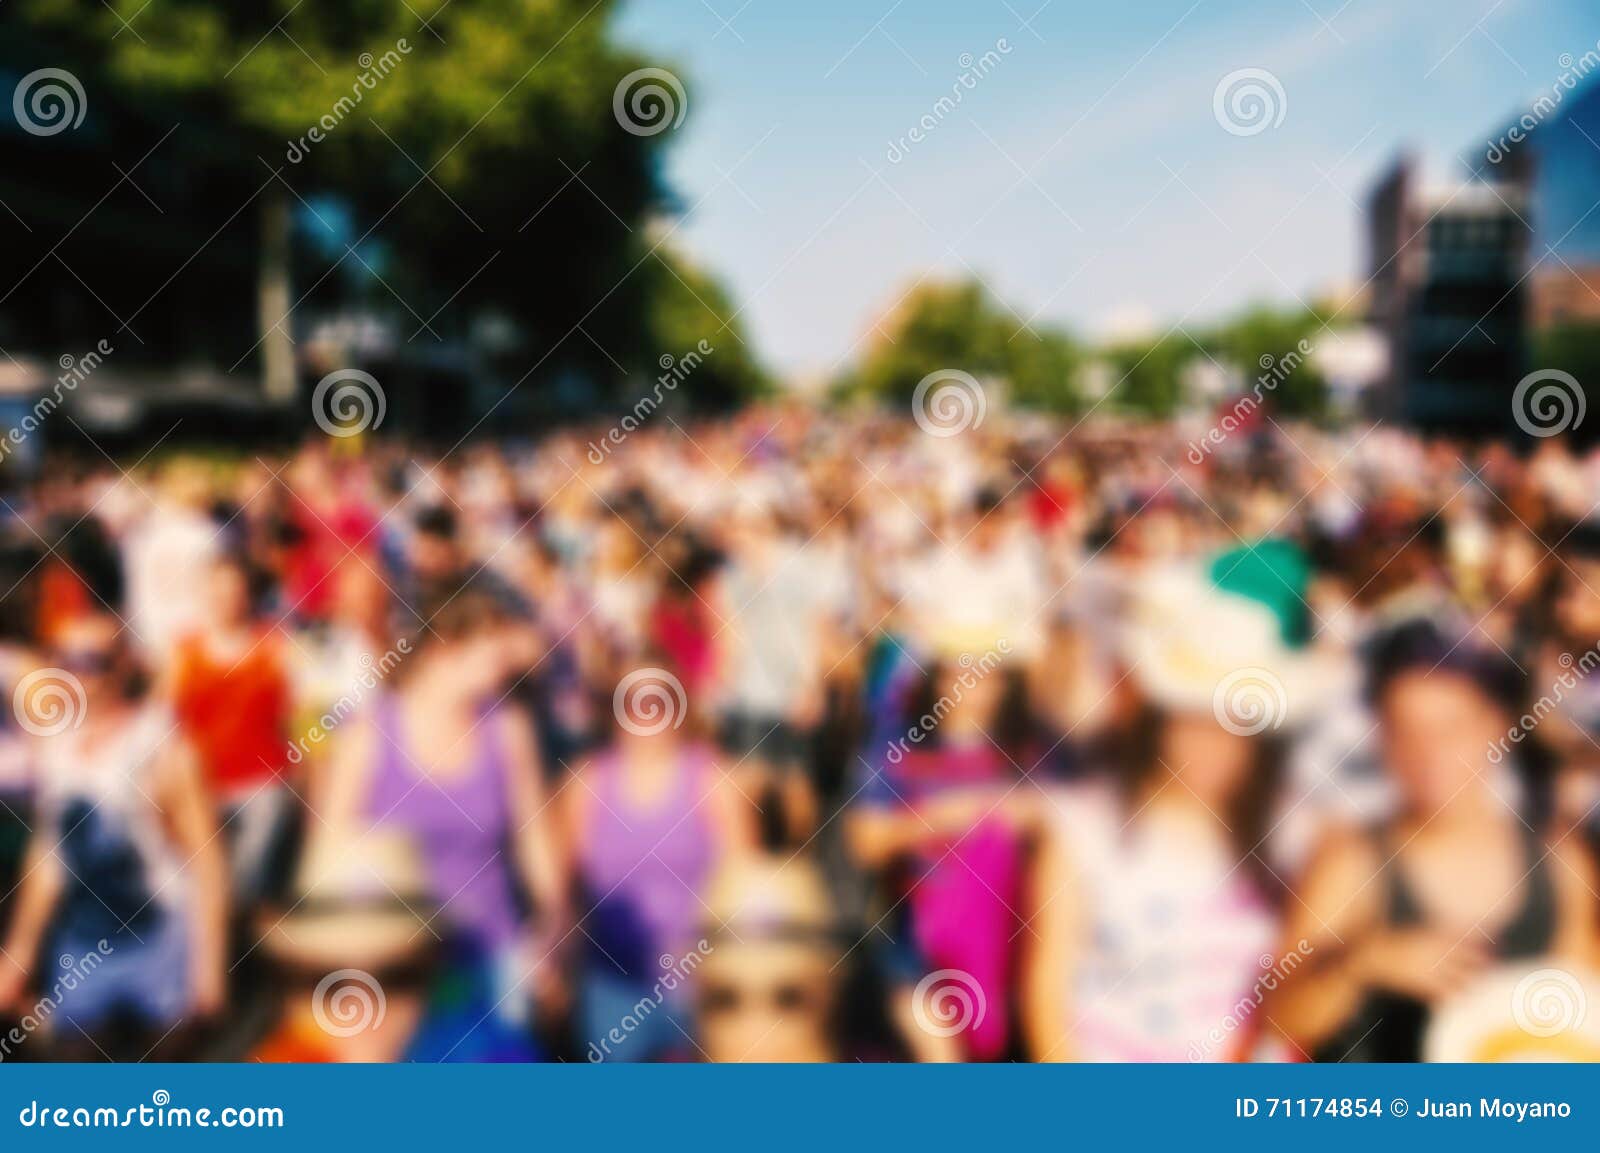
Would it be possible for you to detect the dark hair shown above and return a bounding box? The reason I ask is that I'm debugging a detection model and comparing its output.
[211,549,273,616]
[414,505,458,542]
[974,487,1005,517]
[1364,615,1558,825]
[1363,616,1523,714]
[1559,519,1600,563]
[395,585,504,677]
[903,661,1032,766]
[1119,703,1287,900]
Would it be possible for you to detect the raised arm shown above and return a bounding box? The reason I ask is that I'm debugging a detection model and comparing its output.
[157,740,228,1017]
[501,707,569,939]
[0,827,66,1009]
[1021,815,1084,1061]
[1262,827,1386,1054]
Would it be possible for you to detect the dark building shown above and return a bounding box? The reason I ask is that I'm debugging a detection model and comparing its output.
[1365,77,1600,441]
[1365,156,1530,435]
[1482,78,1600,348]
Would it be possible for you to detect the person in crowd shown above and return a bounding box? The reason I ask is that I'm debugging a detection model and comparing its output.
[690,854,846,1063]
[1022,572,1290,1062]
[121,461,218,660]
[716,502,827,843]
[563,646,756,1062]
[253,831,441,1063]
[0,411,1596,1065]
[170,551,294,904]
[0,614,227,1055]
[848,630,1038,1061]
[1266,618,1600,1061]
[310,589,566,1060]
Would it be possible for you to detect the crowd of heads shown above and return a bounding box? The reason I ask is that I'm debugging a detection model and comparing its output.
[0,403,1598,1062]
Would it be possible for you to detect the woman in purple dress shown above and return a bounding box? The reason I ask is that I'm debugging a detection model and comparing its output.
[562,653,755,1062]
[312,591,567,1059]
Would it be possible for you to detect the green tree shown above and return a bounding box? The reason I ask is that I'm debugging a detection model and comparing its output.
[11,0,763,407]
[638,246,770,408]
[1101,335,1190,417]
[1004,329,1082,413]
[1208,303,1331,416]
[843,280,1079,412]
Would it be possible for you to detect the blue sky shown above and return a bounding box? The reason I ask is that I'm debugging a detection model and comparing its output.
[615,0,1600,378]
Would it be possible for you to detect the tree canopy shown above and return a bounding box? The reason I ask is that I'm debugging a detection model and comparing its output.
[836,277,1337,420]
[840,281,1083,413]
[4,0,767,409]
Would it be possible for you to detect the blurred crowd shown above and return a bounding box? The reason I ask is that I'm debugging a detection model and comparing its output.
[1,404,1599,1062]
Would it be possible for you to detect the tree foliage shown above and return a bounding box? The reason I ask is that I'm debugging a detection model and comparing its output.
[5,0,766,407]
[842,281,1082,413]
[836,276,1339,420]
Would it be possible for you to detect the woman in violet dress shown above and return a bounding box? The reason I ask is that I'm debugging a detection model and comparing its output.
[312,589,568,1060]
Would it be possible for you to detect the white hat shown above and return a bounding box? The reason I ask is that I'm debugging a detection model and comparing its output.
[1121,562,1315,732]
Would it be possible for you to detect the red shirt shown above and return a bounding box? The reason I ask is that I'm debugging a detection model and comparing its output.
[172,631,291,795]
